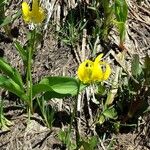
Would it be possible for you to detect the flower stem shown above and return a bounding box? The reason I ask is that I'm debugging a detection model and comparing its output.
[75,81,81,148]
[26,29,36,118]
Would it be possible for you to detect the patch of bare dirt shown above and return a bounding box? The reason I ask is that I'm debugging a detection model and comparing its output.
[0,114,62,150]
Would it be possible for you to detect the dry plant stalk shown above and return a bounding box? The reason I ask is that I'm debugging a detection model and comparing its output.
[105,51,125,107]
[56,1,61,32]
[81,29,87,61]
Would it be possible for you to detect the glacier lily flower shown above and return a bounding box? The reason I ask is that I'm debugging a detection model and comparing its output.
[77,54,111,84]
[22,0,45,24]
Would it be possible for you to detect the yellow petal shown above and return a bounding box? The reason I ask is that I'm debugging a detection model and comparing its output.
[32,0,39,13]
[31,2,45,23]
[94,53,104,64]
[93,54,111,81]
[22,2,31,22]
[77,60,93,84]
[91,54,104,81]
[92,62,103,81]
[102,63,111,80]
[34,7,45,23]
[22,0,45,24]
[77,53,111,83]
[39,7,45,21]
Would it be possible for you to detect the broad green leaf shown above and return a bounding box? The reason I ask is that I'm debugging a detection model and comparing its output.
[39,77,77,94]
[32,76,87,98]
[43,91,71,100]
[103,106,118,119]
[131,54,142,77]
[14,41,27,65]
[32,84,54,98]
[42,77,86,95]
[0,75,27,101]
[0,58,24,89]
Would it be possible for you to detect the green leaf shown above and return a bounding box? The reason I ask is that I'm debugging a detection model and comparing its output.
[39,77,77,95]
[81,136,98,150]
[103,106,118,119]
[98,114,105,124]
[115,21,126,43]
[0,1,5,25]
[98,84,106,95]
[58,130,66,143]
[14,41,27,65]
[114,0,128,22]
[0,10,21,27]
[58,130,72,147]
[89,136,98,149]
[43,91,71,100]
[113,0,128,43]
[81,141,90,150]
[0,16,11,27]
[144,54,150,71]
[32,84,55,98]
[144,55,150,84]
[0,0,5,5]
[0,58,24,90]
[32,76,87,98]
[12,10,21,23]
[131,54,142,77]
[0,75,27,101]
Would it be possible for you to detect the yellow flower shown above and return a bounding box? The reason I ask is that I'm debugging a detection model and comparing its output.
[22,0,45,24]
[77,54,111,84]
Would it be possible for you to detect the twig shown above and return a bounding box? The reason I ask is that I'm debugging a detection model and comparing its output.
[98,137,107,150]
[85,87,97,135]
[93,35,100,57]
[74,81,82,148]
[76,92,83,144]
[110,50,139,84]
[81,29,87,61]
[85,87,93,125]
[105,51,123,106]
[44,0,57,31]
[56,1,61,32]
[75,44,82,64]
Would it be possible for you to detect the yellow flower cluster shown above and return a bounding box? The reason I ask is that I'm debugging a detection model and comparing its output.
[22,0,45,24]
[77,54,111,84]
